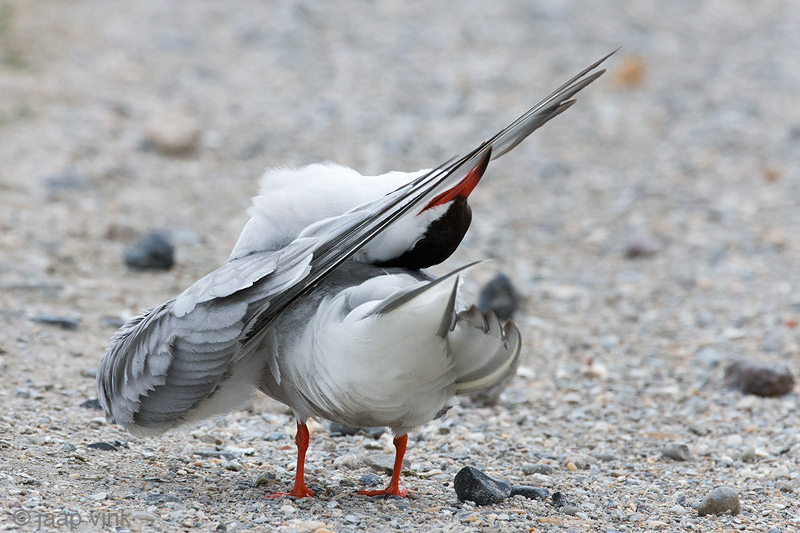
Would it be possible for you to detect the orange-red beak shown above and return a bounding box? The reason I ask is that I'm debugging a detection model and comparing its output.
[421,148,492,212]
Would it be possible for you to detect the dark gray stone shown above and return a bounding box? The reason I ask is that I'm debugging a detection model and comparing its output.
[725,359,795,397]
[87,442,118,451]
[478,272,522,321]
[510,486,549,500]
[453,466,511,505]
[124,232,175,270]
[551,491,571,508]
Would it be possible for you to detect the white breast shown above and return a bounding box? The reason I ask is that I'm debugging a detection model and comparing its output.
[279,272,459,432]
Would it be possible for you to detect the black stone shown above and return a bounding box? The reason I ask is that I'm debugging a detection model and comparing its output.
[551,491,571,508]
[510,486,550,500]
[478,272,522,321]
[124,232,175,270]
[453,466,511,505]
[87,442,118,451]
[80,398,102,410]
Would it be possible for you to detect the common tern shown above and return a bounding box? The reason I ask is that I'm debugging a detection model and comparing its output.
[98,52,611,498]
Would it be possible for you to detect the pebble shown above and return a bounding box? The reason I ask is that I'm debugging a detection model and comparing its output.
[625,230,661,258]
[255,471,276,486]
[362,453,409,474]
[565,453,589,469]
[522,463,555,475]
[88,491,107,501]
[124,232,175,270]
[195,448,236,459]
[739,446,757,463]
[280,504,296,515]
[724,359,795,397]
[328,422,359,436]
[328,422,384,439]
[509,486,549,500]
[333,453,360,469]
[561,505,581,516]
[551,491,571,508]
[221,461,241,472]
[662,442,692,461]
[79,398,102,410]
[144,109,202,156]
[32,313,80,330]
[87,442,118,452]
[453,466,511,505]
[359,473,383,487]
[477,272,522,320]
[696,486,741,516]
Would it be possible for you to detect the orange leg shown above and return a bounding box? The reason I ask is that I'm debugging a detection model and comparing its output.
[358,434,409,497]
[266,421,315,498]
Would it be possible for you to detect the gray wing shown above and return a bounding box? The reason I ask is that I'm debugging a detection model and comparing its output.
[97,53,610,433]
[97,243,314,434]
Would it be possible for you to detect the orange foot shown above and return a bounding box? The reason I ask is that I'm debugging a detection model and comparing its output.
[266,485,315,499]
[358,486,408,498]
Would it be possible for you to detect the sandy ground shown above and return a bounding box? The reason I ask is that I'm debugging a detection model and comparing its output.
[1,1,799,531]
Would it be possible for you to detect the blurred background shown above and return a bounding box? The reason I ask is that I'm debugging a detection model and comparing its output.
[1,0,799,527]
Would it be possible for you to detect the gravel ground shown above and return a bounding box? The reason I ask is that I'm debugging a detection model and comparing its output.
[2,1,799,531]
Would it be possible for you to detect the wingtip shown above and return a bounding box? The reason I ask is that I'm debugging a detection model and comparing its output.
[436,275,461,338]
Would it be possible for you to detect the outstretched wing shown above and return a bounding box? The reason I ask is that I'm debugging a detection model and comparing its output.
[97,53,612,432]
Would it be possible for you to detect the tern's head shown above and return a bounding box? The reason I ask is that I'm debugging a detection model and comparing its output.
[366,152,491,270]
